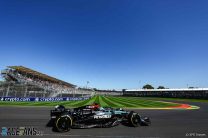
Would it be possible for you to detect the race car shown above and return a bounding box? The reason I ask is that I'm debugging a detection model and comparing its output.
[48,103,151,132]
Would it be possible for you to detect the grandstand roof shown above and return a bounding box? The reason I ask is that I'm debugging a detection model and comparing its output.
[126,88,208,92]
[8,66,76,88]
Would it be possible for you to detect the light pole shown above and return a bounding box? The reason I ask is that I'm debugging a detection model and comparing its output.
[139,80,141,89]
[86,81,90,97]
[86,81,89,89]
[82,81,90,97]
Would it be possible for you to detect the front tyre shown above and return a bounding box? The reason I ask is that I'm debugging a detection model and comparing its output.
[140,116,151,126]
[55,115,73,132]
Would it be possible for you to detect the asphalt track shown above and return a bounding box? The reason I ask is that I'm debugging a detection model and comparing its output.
[0,101,208,138]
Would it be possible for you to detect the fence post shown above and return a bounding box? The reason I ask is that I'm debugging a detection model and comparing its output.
[24,86,28,97]
[43,89,46,97]
[6,84,10,97]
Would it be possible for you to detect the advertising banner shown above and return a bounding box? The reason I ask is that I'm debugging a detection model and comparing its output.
[0,97,89,102]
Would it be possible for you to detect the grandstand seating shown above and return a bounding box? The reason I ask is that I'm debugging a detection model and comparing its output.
[0,66,122,97]
[0,66,78,97]
[124,88,208,99]
[4,66,207,99]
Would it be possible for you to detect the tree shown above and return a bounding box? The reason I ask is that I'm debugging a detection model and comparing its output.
[143,84,154,89]
[157,86,165,89]
[122,89,126,92]
[188,86,194,89]
[93,88,97,91]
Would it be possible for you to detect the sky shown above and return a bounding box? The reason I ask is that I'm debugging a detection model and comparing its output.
[0,0,208,90]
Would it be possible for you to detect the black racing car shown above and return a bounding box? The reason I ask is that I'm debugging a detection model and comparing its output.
[48,103,151,132]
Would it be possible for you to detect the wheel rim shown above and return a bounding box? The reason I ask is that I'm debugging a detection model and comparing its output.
[131,113,140,126]
[56,117,71,132]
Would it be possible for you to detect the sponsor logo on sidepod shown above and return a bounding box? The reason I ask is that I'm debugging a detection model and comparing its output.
[94,115,111,119]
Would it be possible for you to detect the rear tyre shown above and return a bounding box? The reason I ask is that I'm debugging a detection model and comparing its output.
[128,111,141,127]
[55,115,73,132]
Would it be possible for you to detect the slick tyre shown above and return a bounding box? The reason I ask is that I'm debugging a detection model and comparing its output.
[128,111,140,127]
[55,114,73,132]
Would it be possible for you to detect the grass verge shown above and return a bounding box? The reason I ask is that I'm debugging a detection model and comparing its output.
[0,96,187,109]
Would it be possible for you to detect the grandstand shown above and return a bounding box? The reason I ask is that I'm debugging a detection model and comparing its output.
[0,66,122,97]
[2,66,207,99]
[1,66,84,97]
[124,88,208,99]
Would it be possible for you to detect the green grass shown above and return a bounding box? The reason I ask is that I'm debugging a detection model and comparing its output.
[0,96,183,108]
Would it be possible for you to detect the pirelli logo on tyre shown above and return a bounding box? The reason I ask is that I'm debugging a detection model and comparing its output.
[94,115,111,119]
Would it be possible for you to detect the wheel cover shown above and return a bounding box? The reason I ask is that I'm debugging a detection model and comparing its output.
[56,116,72,132]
